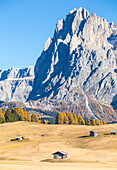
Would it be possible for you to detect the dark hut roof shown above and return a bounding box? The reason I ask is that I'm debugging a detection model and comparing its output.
[52,151,68,155]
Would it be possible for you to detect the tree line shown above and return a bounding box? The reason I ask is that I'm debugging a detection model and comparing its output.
[55,112,107,125]
[0,107,51,124]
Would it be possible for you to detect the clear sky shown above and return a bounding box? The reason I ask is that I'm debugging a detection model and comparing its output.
[0,0,117,70]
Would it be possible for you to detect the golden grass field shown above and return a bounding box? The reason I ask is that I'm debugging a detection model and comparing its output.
[0,121,117,169]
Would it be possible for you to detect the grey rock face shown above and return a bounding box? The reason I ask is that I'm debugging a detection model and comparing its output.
[29,8,117,112]
[0,66,34,102]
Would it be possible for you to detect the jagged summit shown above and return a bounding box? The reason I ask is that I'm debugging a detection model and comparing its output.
[69,8,77,14]
[69,7,90,18]
[54,7,90,37]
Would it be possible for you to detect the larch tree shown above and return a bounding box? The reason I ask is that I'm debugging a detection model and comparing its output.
[31,113,39,122]
[66,113,75,124]
[90,119,96,126]
[0,108,5,123]
[23,110,31,121]
[78,116,85,125]
[55,112,64,124]
[63,115,69,124]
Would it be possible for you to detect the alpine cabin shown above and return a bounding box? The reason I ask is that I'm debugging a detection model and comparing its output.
[90,131,99,137]
[52,151,68,159]
[16,137,24,141]
[111,131,117,135]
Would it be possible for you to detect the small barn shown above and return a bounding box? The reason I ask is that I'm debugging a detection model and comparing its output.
[52,151,68,159]
[111,131,117,135]
[90,131,99,137]
[16,137,24,141]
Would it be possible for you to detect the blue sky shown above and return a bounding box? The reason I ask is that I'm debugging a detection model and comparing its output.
[0,0,117,70]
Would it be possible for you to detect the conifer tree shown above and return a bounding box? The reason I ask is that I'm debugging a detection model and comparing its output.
[0,108,5,123]
[4,109,14,122]
[85,120,89,125]
[11,108,20,122]
[90,119,96,126]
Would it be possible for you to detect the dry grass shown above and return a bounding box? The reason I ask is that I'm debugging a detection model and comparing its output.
[0,121,116,169]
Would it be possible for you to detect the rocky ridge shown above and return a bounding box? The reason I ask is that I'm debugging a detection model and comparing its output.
[0,66,34,102]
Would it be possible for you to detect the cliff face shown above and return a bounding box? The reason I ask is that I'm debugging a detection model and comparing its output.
[29,8,117,107]
[0,66,34,102]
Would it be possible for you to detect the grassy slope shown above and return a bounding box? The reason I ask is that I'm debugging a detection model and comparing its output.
[0,121,117,169]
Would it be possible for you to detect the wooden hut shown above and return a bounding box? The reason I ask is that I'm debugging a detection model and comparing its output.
[52,151,68,159]
[111,131,117,135]
[90,131,99,137]
[16,137,24,141]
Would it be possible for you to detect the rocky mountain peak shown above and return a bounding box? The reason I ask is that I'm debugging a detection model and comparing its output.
[55,7,90,38]
[69,7,90,19]
[28,7,117,118]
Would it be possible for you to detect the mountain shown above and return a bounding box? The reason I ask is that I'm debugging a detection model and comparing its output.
[0,8,117,122]
[27,8,117,121]
[0,66,34,102]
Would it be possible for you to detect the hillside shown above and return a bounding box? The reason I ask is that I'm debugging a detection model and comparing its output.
[0,122,116,169]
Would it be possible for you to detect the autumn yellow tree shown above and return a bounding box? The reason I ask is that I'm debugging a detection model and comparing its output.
[55,112,107,126]
[3,109,7,115]
[12,107,30,121]
[43,120,51,124]
[31,113,39,122]
[78,116,85,125]
[100,120,104,125]
[63,115,69,124]
[38,120,42,123]
[95,119,100,125]
[90,119,96,126]
[0,108,5,123]
[66,113,75,124]
[85,120,91,125]
[55,112,64,124]
[72,114,78,124]
[23,110,31,121]
[102,121,107,125]
[13,107,25,121]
